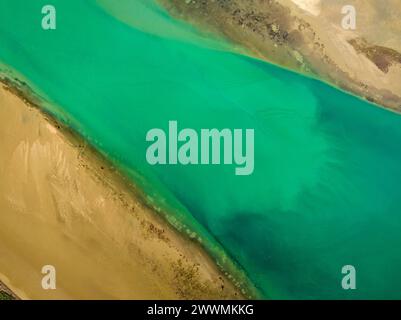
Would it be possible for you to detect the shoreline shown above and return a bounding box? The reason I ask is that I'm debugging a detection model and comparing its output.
[0,76,256,299]
[0,279,19,300]
[158,0,401,112]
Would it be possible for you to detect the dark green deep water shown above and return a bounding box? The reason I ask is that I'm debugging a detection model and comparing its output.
[1,0,401,299]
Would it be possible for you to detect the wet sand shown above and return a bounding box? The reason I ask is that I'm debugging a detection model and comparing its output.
[0,83,244,300]
[160,0,401,111]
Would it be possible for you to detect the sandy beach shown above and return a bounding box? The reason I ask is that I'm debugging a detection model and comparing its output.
[160,0,401,111]
[0,82,244,300]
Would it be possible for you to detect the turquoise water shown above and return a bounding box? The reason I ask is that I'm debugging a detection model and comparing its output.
[1,0,401,299]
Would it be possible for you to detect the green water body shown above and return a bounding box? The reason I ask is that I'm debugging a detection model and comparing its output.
[1,0,401,299]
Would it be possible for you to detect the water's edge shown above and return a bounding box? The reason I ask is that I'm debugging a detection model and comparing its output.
[0,72,262,299]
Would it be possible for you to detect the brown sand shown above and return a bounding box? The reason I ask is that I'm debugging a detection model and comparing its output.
[0,83,243,300]
[159,0,401,111]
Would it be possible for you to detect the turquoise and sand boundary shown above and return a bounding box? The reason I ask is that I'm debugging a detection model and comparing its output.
[0,0,259,299]
[0,78,253,299]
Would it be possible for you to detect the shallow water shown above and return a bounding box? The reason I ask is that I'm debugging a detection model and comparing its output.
[1,0,401,299]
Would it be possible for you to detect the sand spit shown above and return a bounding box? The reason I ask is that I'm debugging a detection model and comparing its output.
[0,82,244,300]
[159,0,401,111]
